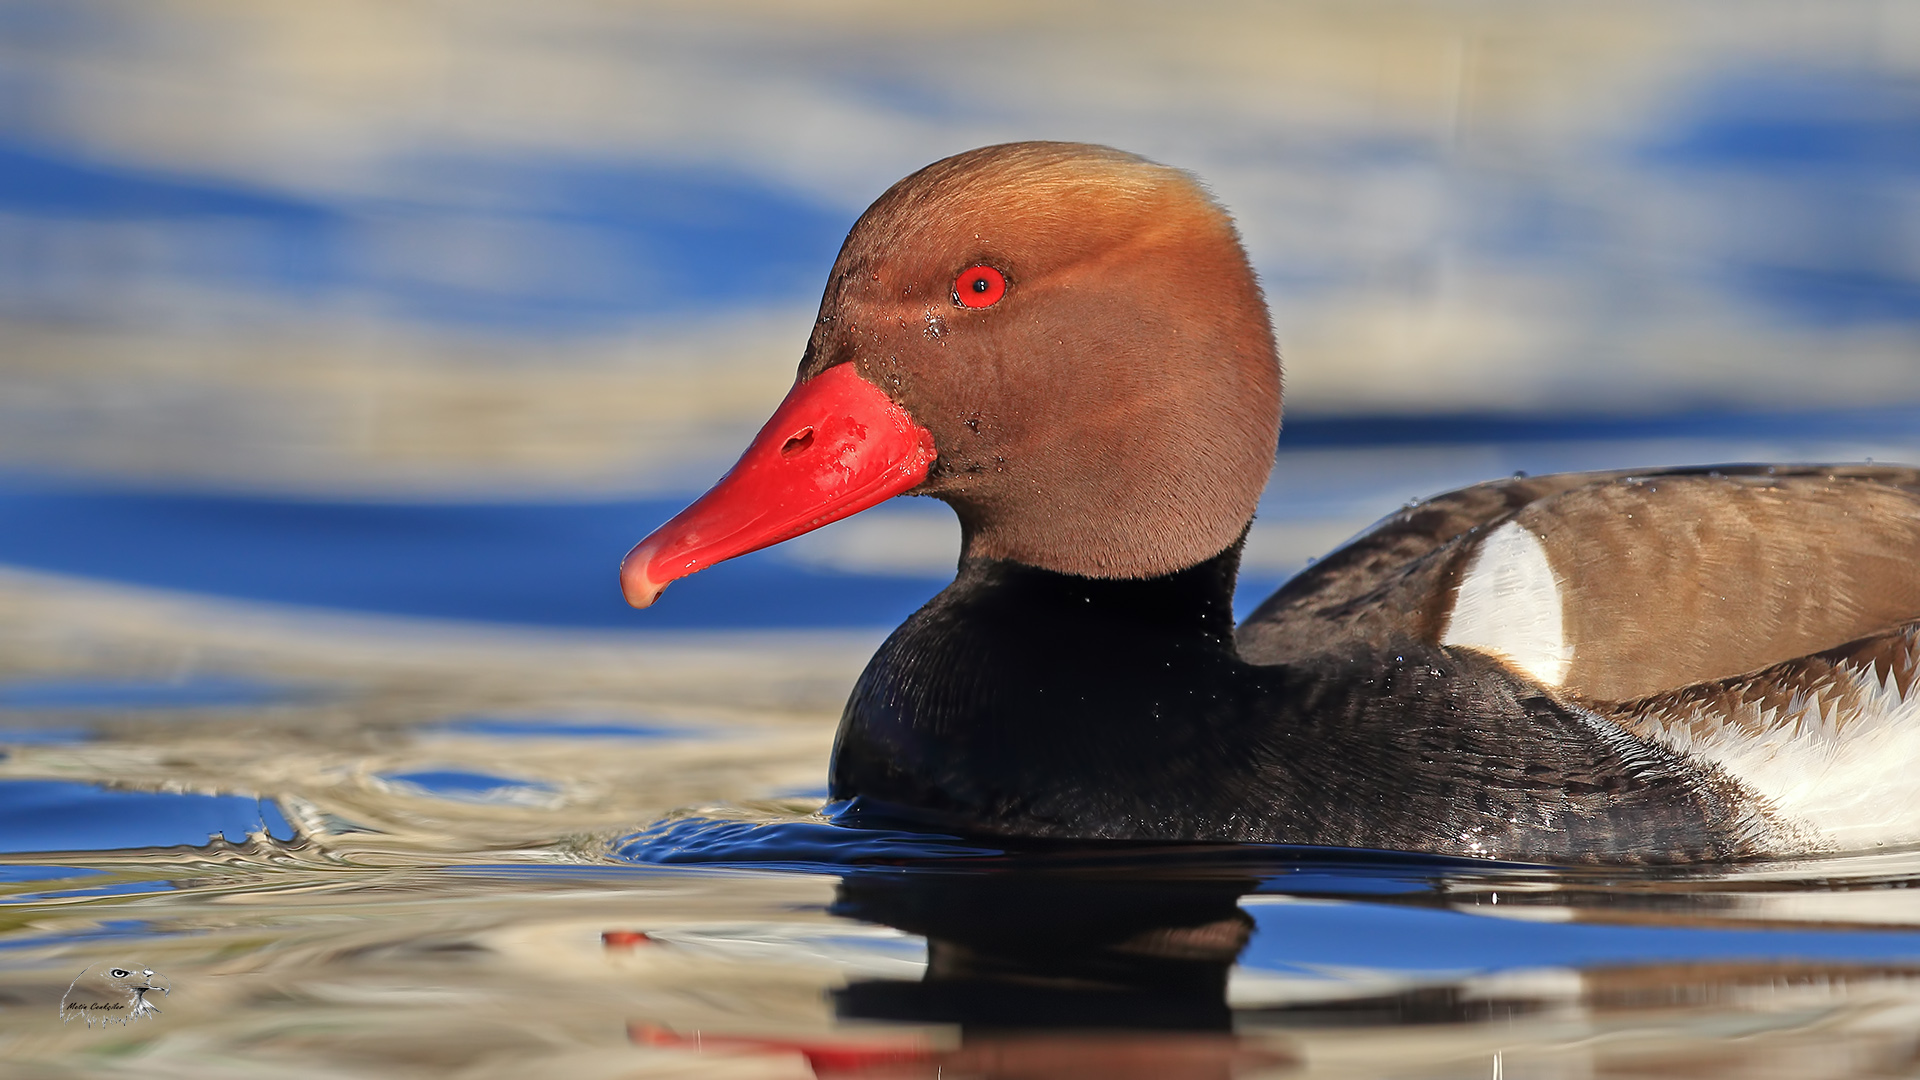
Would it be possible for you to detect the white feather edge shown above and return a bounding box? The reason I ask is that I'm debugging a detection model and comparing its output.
[1441,520,1573,687]
[1630,649,1920,851]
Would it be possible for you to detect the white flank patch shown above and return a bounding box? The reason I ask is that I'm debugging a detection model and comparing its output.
[1638,661,1920,851]
[1441,521,1572,687]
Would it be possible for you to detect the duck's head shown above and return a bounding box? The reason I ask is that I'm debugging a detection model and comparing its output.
[622,142,1280,608]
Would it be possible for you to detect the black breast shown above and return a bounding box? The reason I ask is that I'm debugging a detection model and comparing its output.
[829,544,1774,863]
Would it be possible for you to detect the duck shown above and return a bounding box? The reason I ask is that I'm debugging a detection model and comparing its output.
[620,141,1920,864]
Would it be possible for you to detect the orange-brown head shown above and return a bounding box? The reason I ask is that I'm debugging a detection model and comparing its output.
[622,142,1281,606]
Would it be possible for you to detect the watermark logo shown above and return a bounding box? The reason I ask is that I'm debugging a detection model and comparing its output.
[60,963,170,1026]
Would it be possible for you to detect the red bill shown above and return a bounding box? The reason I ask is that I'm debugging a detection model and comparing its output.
[621,363,936,608]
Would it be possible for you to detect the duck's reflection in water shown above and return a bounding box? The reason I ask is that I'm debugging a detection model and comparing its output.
[828,870,1293,1079]
[629,852,1920,1078]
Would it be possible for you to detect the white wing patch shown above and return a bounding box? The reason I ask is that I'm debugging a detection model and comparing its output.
[1442,521,1573,687]
[1633,661,1920,851]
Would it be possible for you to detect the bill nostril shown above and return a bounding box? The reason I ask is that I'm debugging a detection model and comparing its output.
[781,427,815,457]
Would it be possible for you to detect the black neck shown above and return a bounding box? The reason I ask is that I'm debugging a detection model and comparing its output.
[829,541,1276,838]
[944,539,1244,648]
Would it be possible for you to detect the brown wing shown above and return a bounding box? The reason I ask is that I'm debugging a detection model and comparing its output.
[1237,464,1920,701]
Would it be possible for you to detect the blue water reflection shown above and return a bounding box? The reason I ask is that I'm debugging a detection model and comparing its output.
[1657,72,1920,175]
[8,877,175,902]
[0,675,296,710]
[1241,899,1920,975]
[0,141,332,221]
[0,139,849,330]
[383,769,552,800]
[0,779,294,853]
[0,918,170,953]
[1276,405,1920,448]
[0,480,947,628]
[0,865,105,883]
[1654,71,1920,325]
[434,717,690,740]
[0,726,89,745]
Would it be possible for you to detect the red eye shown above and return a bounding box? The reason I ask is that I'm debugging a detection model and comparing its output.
[954,265,1007,309]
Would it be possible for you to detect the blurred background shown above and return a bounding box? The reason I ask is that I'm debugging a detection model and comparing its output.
[3,0,1920,631]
